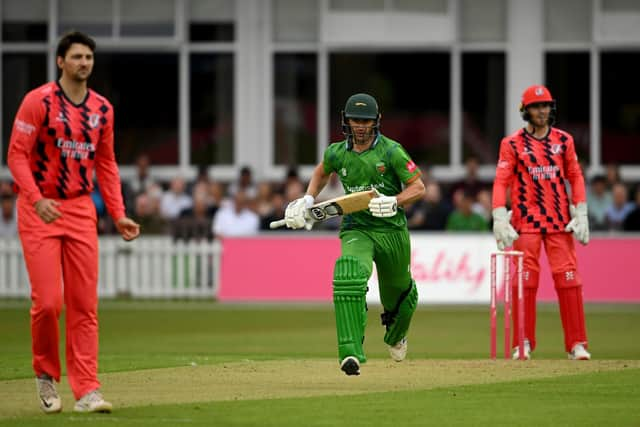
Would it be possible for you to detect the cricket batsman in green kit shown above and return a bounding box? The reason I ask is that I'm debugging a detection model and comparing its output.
[284,93,425,375]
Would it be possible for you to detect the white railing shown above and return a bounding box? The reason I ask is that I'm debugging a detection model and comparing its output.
[0,237,222,299]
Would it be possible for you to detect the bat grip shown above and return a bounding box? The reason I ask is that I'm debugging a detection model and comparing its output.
[269,219,286,229]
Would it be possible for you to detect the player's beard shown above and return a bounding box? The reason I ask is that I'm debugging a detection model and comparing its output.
[352,128,375,145]
[530,113,549,130]
[71,67,92,83]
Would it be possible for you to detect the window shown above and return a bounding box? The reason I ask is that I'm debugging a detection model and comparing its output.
[58,0,113,37]
[330,52,450,165]
[462,53,505,163]
[272,0,318,42]
[189,0,235,42]
[89,53,179,165]
[2,54,47,164]
[274,54,317,165]
[2,0,48,42]
[120,0,174,37]
[460,0,506,42]
[545,53,590,163]
[600,52,640,164]
[544,0,592,42]
[190,54,234,166]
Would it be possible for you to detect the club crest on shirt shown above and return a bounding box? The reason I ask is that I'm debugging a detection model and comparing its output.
[89,114,100,129]
[550,144,562,154]
[376,162,386,174]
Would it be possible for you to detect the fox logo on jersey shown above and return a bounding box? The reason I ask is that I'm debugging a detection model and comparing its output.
[376,162,386,174]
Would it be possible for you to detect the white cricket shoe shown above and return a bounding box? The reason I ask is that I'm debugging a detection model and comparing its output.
[568,343,591,360]
[388,337,408,362]
[512,339,532,360]
[36,375,62,414]
[340,356,361,376]
[73,390,113,413]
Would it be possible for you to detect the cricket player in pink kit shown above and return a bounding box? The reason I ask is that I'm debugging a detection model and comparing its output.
[7,31,140,414]
[492,85,591,361]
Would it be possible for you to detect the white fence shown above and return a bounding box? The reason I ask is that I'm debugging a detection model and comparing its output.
[0,237,222,299]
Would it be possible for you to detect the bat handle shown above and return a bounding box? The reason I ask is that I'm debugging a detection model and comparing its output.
[269,219,286,229]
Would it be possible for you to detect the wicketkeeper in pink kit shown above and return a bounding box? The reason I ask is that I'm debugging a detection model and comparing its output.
[492,85,591,361]
[8,31,140,414]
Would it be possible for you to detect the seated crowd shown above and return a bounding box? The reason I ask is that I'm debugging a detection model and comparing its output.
[1,159,639,240]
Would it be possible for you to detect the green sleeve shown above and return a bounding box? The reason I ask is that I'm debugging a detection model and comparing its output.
[389,144,421,184]
[323,144,337,175]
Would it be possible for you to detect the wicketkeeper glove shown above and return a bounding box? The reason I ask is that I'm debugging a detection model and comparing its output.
[368,189,397,218]
[492,207,519,250]
[565,202,589,245]
[285,195,315,230]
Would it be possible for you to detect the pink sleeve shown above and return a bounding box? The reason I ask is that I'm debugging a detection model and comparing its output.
[563,134,586,205]
[95,106,126,222]
[492,137,515,209]
[7,92,44,206]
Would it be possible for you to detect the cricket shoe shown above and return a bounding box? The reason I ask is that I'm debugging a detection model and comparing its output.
[568,343,591,360]
[36,375,62,414]
[388,337,408,362]
[512,338,532,360]
[73,390,113,413]
[340,356,361,376]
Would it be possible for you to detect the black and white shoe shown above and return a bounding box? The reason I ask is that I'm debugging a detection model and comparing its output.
[340,356,361,376]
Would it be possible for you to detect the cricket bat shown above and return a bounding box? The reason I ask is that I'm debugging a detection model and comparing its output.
[269,189,377,229]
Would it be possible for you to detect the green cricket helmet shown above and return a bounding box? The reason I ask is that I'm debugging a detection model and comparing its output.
[341,93,381,138]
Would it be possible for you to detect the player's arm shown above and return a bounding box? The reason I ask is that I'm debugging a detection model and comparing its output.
[563,134,589,244]
[7,93,63,223]
[283,162,331,230]
[95,106,140,241]
[7,93,45,206]
[305,162,332,199]
[369,146,423,218]
[563,134,586,205]
[491,137,519,250]
[396,175,425,207]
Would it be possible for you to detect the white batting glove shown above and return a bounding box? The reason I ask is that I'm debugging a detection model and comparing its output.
[565,202,589,245]
[369,190,398,218]
[285,195,315,230]
[492,207,519,250]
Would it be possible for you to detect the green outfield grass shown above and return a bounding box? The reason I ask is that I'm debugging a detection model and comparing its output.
[0,301,639,426]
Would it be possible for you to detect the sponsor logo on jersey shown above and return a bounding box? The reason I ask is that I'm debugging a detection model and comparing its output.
[341,168,347,177]
[15,119,35,135]
[406,160,417,173]
[498,160,510,169]
[376,162,386,174]
[56,112,68,123]
[56,138,96,159]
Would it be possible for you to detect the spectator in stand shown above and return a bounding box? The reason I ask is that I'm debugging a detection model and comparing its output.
[212,190,259,238]
[446,189,488,232]
[255,182,278,230]
[586,175,612,231]
[129,153,155,196]
[623,185,640,231]
[449,156,487,202]
[605,183,634,231]
[174,183,215,240]
[0,191,17,238]
[473,188,493,226]
[406,180,450,231]
[605,164,622,189]
[159,176,192,220]
[132,193,168,235]
[228,165,257,199]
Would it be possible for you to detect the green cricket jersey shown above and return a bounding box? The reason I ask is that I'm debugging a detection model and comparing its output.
[323,134,421,231]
